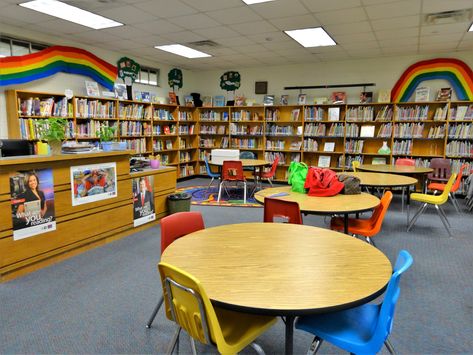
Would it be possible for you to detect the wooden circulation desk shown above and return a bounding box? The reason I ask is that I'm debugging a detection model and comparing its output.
[0,151,176,282]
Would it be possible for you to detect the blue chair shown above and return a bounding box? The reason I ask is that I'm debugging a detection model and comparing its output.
[240,151,256,172]
[204,156,220,190]
[295,250,413,355]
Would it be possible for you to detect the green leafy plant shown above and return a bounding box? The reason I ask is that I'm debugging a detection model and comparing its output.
[35,117,68,143]
[96,126,116,142]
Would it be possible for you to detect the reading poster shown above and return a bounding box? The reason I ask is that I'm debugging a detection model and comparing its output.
[70,162,117,206]
[10,168,56,240]
[132,175,156,227]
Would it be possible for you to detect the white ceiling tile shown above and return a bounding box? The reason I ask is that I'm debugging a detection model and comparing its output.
[419,42,459,52]
[206,6,263,25]
[161,31,206,44]
[335,32,378,43]
[206,47,239,56]
[168,13,222,30]
[180,0,243,12]
[133,34,170,46]
[103,25,152,39]
[420,33,465,44]
[382,45,419,55]
[97,5,157,24]
[230,20,279,35]
[246,31,289,43]
[133,20,184,34]
[377,36,418,46]
[301,0,362,12]
[0,5,54,23]
[316,7,368,25]
[371,15,421,30]
[134,0,198,18]
[71,30,123,43]
[233,44,269,53]
[341,40,380,50]
[421,0,473,14]
[30,19,91,34]
[269,14,320,30]
[218,36,258,46]
[103,39,148,50]
[346,47,383,56]
[193,26,241,39]
[421,23,471,36]
[249,1,309,19]
[262,40,304,51]
[324,21,373,36]
[365,0,422,20]
[375,27,419,40]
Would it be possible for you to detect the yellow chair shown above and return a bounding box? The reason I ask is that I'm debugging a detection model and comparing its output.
[159,262,277,355]
[351,160,360,172]
[407,173,456,237]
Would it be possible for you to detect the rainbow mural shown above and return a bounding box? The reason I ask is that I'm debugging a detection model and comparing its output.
[391,58,473,102]
[0,46,117,90]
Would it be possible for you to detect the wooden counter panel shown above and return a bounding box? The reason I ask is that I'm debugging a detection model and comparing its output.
[154,193,169,216]
[0,204,132,268]
[0,200,13,232]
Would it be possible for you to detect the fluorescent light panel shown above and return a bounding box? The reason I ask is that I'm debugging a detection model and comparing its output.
[469,23,473,31]
[154,44,211,59]
[19,0,123,30]
[242,0,275,4]
[285,27,336,48]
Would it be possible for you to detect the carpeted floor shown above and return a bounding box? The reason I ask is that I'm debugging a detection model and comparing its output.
[1,177,472,354]
[175,184,262,207]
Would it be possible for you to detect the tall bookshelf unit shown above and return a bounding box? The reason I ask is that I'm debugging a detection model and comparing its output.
[6,90,473,187]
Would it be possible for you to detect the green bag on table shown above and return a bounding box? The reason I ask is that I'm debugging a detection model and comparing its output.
[288,161,308,193]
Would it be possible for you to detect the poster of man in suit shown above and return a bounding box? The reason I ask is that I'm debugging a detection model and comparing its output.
[133,176,155,227]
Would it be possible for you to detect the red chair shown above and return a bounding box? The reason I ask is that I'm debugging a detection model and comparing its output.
[331,191,393,246]
[395,158,415,211]
[146,211,205,329]
[259,156,279,188]
[428,158,451,183]
[428,164,467,212]
[264,197,302,224]
[218,160,247,204]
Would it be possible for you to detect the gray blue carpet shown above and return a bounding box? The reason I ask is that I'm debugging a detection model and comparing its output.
[1,177,472,354]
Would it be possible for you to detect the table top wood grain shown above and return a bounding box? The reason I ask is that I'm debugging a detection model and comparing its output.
[254,186,380,214]
[161,223,392,315]
[341,171,418,187]
[358,164,433,174]
[209,159,269,167]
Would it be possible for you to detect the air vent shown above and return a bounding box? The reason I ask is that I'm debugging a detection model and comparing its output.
[424,9,472,25]
[187,40,220,48]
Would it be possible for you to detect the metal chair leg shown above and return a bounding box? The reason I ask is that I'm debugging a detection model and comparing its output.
[146,296,164,328]
[384,339,396,355]
[166,326,181,355]
[407,203,428,231]
[250,342,265,355]
[401,188,405,213]
[450,193,461,213]
[207,177,214,190]
[436,205,451,228]
[307,336,323,355]
[243,181,247,204]
[189,337,197,355]
[217,181,223,203]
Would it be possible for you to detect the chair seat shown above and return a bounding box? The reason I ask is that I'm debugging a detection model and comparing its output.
[331,217,376,237]
[427,182,446,191]
[215,307,276,352]
[260,171,273,179]
[411,192,445,204]
[296,303,381,353]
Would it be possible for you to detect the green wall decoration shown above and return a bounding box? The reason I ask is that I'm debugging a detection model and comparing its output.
[168,68,183,91]
[220,71,241,91]
[117,57,140,85]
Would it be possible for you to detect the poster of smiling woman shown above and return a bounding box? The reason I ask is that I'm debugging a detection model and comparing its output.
[10,168,56,240]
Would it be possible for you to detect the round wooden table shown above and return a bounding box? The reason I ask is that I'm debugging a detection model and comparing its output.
[209,158,269,168]
[254,186,380,234]
[357,164,433,175]
[161,223,392,355]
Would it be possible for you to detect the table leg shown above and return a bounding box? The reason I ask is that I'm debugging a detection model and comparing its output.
[344,214,349,234]
[406,186,411,226]
[285,315,295,355]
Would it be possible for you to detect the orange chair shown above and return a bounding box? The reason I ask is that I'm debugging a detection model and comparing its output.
[395,158,415,211]
[428,164,467,212]
[218,160,247,204]
[146,211,205,329]
[259,156,279,187]
[330,191,393,246]
[264,197,302,224]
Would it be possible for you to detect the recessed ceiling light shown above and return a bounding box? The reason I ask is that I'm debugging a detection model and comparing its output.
[19,0,123,30]
[154,44,211,59]
[284,27,336,48]
[469,23,473,31]
[242,0,275,4]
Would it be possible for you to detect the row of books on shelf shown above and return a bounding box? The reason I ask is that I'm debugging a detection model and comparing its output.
[178,124,195,135]
[125,138,147,154]
[76,121,116,138]
[179,138,192,149]
[178,112,194,121]
[153,124,176,135]
[199,110,229,121]
[153,139,173,151]
[264,108,301,122]
[19,118,75,140]
[393,123,425,138]
[230,124,264,135]
[450,105,473,120]
[263,152,300,165]
[75,98,115,119]
[18,97,72,117]
[392,140,413,155]
[231,111,263,121]
[230,138,260,149]
[180,165,195,177]
[199,137,229,148]
[179,151,192,162]
[345,140,365,154]
[118,104,152,120]
[446,141,473,157]
[426,126,445,138]
[119,121,148,136]
[447,124,473,139]
[265,140,302,151]
[200,125,227,134]
[154,108,175,121]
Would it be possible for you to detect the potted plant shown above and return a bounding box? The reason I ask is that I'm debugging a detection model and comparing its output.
[96,126,116,151]
[35,117,68,155]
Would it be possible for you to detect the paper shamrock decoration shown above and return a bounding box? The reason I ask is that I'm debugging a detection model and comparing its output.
[117,57,140,86]
[220,71,241,91]
[168,68,183,90]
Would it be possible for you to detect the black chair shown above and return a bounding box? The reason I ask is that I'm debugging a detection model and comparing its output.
[239,151,256,173]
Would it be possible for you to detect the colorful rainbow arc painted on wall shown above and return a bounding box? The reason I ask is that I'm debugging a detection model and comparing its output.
[391,58,473,102]
[0,46,117,90]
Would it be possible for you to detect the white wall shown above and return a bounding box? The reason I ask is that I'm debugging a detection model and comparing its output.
[187,52,473,105]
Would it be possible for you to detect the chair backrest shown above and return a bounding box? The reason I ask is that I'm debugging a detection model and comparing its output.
[160,211,205,254]
[373,250,413,348]
[395,158,415,166]
[352,160,360,172]
[239,151,256,160]
[451,164,467,192]
[428,158,451,180]
[159,262,227,351]
[222,160,245,181]
[204,156,219,177]
[366,191,393,236]
[266,156,280,177]
[437,173,457,203]
[264,197,302,224]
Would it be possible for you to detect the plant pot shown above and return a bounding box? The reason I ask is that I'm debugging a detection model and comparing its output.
[49,141,63,155]
[101,142,113,152]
